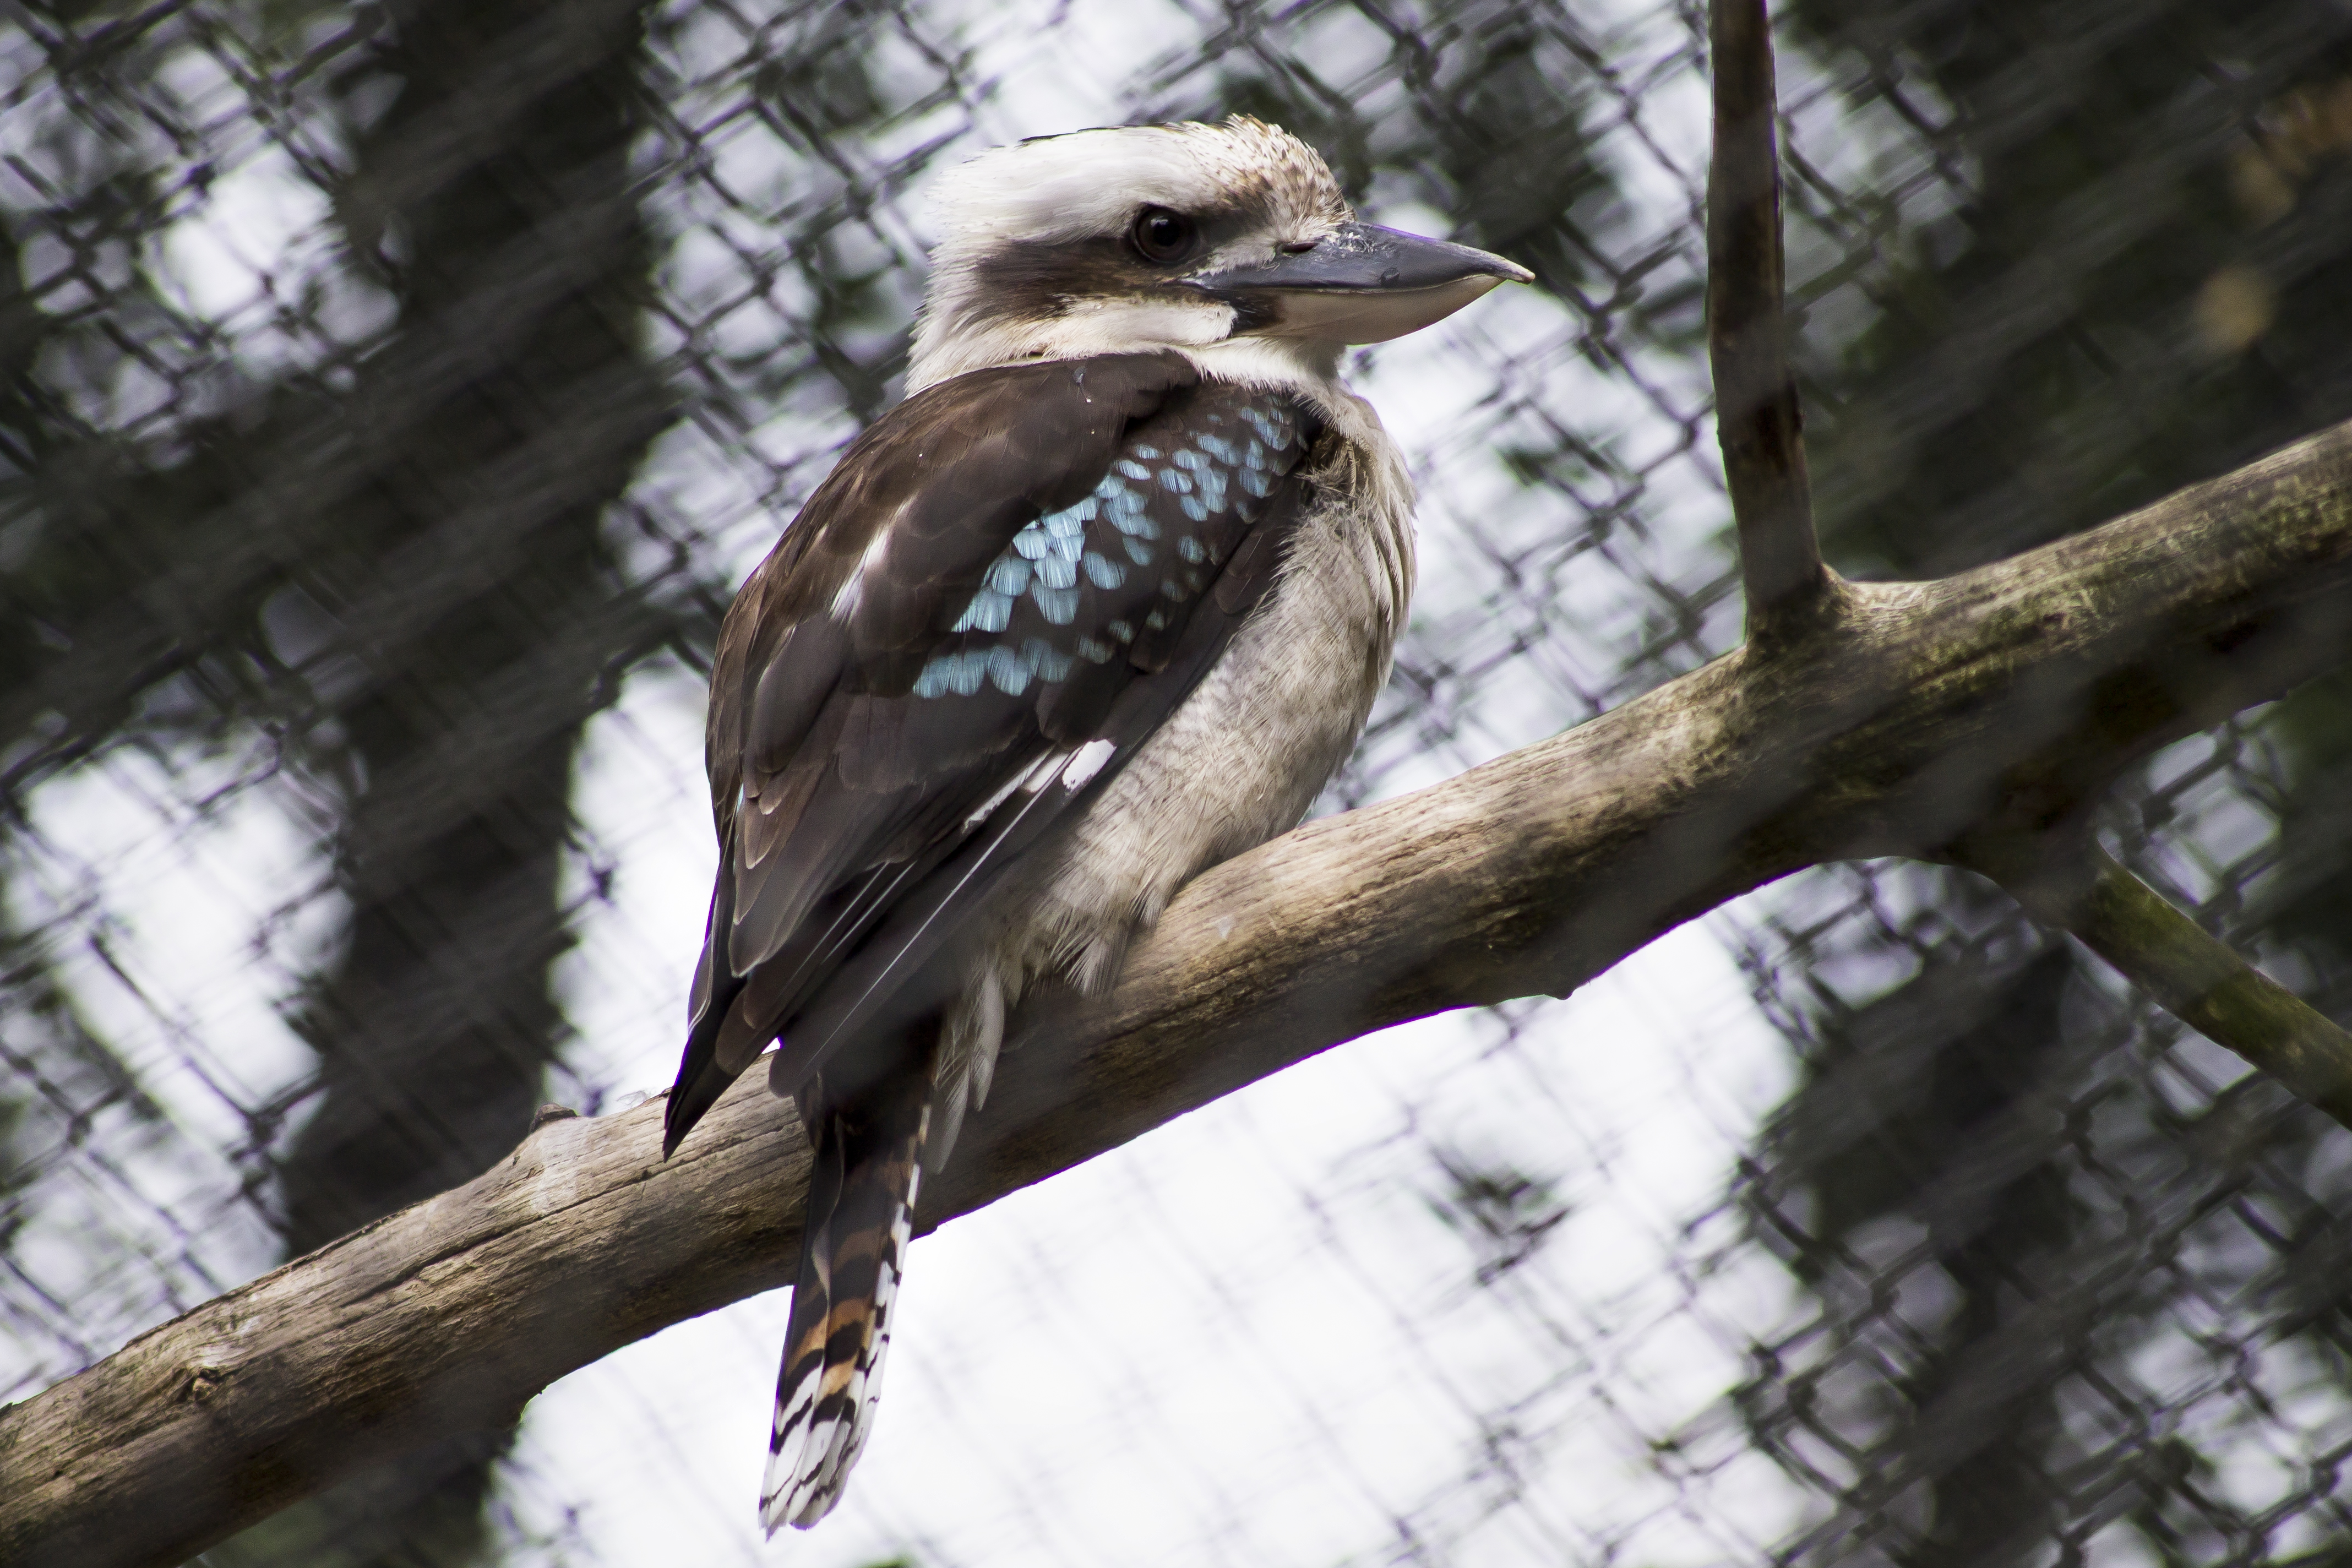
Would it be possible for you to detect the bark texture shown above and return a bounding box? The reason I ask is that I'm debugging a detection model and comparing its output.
[6,415,2352,1568]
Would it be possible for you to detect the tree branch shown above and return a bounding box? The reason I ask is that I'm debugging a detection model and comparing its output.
[9,417,2352,1568]
[1708,0,1834,641]
[1983,846,2352,1126]
[1702,0,2352,1133]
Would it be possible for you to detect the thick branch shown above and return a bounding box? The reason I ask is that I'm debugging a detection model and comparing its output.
[1994,847,2352,1125]
[8,418,2352,1568]
[1708,0,1832,639]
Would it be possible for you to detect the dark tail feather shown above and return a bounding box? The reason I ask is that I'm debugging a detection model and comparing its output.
[759,1065,929,1532]
[662,1036,738,1157]
[666,870,744,1158]
[667,863,925,1159]
[666,951,764,1156]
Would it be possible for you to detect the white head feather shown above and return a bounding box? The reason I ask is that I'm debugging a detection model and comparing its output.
[906,118,1353,394]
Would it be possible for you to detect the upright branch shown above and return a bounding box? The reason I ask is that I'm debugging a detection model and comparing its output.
[1708,0,1832,640]
[1703,0,2352,1118]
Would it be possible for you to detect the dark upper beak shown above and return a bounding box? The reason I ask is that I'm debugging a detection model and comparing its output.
[1186,221,1534,345]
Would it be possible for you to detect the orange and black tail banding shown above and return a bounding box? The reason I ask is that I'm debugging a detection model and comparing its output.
[760,1067,929,1532]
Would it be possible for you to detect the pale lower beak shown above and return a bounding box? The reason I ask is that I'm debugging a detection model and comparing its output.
[1187,221,1533,345]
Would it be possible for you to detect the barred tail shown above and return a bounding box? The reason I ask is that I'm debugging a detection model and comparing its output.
[760,1074,928,1533]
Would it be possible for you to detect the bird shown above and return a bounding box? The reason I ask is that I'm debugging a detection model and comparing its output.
[660,115,1529,1533]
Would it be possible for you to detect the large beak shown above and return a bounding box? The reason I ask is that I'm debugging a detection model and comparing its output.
[1188,221,1534,344]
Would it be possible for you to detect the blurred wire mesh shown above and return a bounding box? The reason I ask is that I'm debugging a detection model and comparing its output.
[7,0,2352,1563]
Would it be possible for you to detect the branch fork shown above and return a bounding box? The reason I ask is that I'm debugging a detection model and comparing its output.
[1704,0,2352,1124]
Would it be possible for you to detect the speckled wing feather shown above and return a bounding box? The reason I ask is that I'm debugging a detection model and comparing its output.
[664,353,1324,1152]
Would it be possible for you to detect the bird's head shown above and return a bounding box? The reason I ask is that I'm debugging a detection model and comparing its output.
[906,117,1532,392]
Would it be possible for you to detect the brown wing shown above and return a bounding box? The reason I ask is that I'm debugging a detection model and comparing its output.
[665,352,1322,1152]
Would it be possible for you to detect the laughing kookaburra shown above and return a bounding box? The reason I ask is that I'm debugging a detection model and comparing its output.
[660,116,1530,1532]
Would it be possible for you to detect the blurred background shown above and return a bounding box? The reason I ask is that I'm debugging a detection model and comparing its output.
[6,0,2352,1563]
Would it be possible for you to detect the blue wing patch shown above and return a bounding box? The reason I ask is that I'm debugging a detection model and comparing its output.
[916,396,1306,700]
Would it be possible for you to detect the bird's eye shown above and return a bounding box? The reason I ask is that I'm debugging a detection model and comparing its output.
[1130,206,1199,265]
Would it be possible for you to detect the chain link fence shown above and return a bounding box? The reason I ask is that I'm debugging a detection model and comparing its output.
[7,0,2352,1562]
